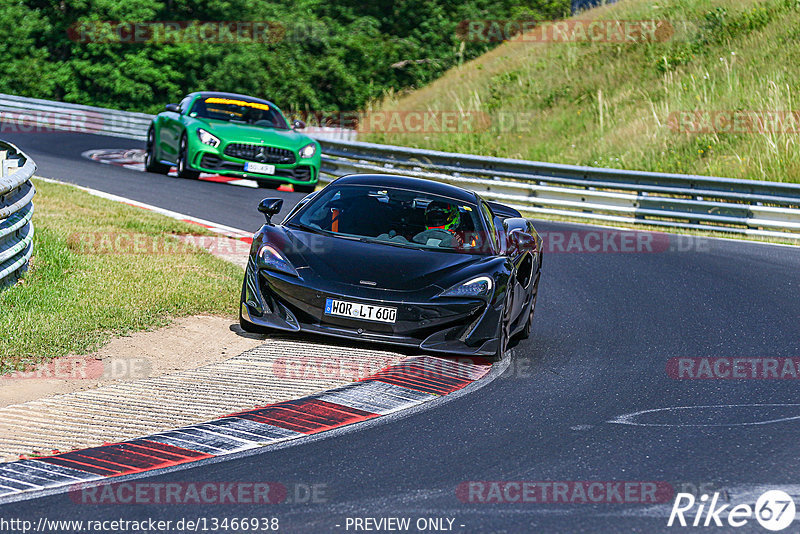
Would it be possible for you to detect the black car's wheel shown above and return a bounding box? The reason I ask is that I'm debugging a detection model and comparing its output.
[517,272,540,341]
[491,327,507,362]
[144,127,170,174]
[294,184,317,194]
[490,295,511,362]
[176,133,201,179]
[518,293,536,341]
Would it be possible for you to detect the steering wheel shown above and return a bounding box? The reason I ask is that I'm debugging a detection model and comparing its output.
[413,228,458,247]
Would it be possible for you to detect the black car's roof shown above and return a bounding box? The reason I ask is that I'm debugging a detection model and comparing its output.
[186,91,279,109]
[332,174,480,204]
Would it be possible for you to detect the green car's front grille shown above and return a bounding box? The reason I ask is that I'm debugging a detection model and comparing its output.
[199,154,315,182]
[223,143,296,164]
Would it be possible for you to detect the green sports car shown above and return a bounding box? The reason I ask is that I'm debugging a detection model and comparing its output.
[144,91,321,192]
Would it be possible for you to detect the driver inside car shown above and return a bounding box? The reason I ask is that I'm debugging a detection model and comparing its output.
[412,200,463,248]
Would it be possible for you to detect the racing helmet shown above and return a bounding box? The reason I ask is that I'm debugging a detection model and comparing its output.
[425,200,461,232]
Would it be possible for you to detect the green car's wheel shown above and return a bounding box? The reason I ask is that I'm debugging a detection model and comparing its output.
[144,127,170,174]
[294,184,317,194]
[177,133,201,179]
[257,180,281,189]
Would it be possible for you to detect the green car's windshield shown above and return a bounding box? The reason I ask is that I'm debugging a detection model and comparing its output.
[189,96,289,129]
[288,184,493,254]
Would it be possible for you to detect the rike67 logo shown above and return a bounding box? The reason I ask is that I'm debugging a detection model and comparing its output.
[668,490,796,531]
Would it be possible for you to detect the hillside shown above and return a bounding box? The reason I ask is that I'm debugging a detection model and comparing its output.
[363,0,800,182]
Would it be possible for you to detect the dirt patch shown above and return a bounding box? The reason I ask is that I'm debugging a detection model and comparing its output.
[0,315,263,408]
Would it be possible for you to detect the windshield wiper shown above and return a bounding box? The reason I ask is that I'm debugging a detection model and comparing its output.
[359,237,417,248]
[287,221,323,234]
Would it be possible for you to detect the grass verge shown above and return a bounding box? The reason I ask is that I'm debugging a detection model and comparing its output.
[0,178,243,372]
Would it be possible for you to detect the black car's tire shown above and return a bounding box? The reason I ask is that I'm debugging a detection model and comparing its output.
[518,294,536,341]
[517,272,540,341]
[176,133,201,179]
[490,328,507,362]
[144,127,170,174]
[489,297,510,362]
[294,183,317,194]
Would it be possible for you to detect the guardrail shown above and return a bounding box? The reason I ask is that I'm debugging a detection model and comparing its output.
[318,139,800,241]
[0,93,355,142]
[2,93,798,240]
[0,141,36,288]
[0,93,152,141]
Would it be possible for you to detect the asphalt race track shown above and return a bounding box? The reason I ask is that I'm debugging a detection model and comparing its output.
[0,129,301,232]
[2,129,800,532]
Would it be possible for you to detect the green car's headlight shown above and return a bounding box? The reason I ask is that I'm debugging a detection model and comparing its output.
[197,128,220,148]
[299,143,317,159]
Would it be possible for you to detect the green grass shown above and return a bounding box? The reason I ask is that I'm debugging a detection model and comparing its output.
[0,179,243,373]
[364,0,800,183]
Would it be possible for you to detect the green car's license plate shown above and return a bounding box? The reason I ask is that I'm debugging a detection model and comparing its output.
[244,162,275,175]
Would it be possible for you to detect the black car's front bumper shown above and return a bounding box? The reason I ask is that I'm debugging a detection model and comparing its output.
[240,261,503,356]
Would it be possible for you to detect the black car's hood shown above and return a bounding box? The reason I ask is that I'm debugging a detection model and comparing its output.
[282,228,485,292]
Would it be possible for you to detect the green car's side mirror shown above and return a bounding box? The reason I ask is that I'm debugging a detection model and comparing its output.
[165,103,180,113]
[292,119,306,130]
[258,198,284,224]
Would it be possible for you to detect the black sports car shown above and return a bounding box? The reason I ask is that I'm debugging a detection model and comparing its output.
[239,174,542,359]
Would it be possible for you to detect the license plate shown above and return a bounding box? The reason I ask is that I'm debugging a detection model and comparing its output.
[244,162,275,175]
[324,298,397,324]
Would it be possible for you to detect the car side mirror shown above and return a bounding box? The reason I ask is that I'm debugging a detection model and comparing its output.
[165,103,180,113]
[508,229,536,253]
[258,198,284,224]
[292,119,306,130]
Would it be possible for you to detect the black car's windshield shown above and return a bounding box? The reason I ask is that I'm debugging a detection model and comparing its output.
[288,184,493,254]
[189,96,289,129]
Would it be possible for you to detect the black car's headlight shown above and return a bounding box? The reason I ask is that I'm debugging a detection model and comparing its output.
[439,276,494,298]
[257,244,299,277]
[197,128,220,148]
[299,143,317,158]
